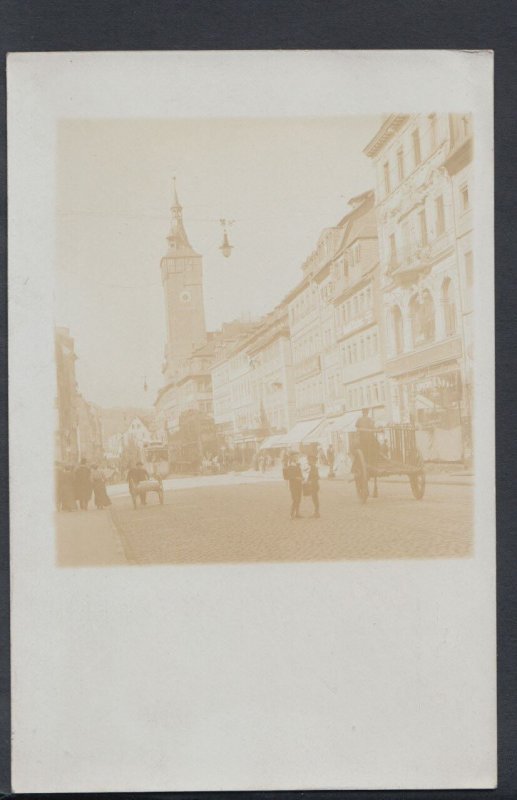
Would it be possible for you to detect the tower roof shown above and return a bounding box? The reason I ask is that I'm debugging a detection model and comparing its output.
[165,178,199,257]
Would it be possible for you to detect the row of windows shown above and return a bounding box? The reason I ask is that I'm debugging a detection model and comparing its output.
[292,328,321,364]
[231,379,252,406]
[198,400,213,414]
[214,396,232,416]
[389,279,458,355]
[289,286,318,325]
[342,329,379,365]
[381,115,471,200]
[347,381,386,411]
[266,406,286,430]
[296,377,324,408]
[336,285,373,327]
[382,115,441,197]
[385,192,455,268]
[212,367,230,389]
[326,373,342,401]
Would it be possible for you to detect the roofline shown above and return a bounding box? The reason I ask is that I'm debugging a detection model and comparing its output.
[363,114,411,158]
[247,325,290,356]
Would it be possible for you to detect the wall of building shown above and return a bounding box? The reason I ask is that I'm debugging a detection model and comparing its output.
[365,113,471,461]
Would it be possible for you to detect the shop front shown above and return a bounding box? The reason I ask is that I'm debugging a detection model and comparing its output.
[398,363,464,462]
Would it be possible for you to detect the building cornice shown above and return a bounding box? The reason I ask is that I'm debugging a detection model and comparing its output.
[363,115,411,158]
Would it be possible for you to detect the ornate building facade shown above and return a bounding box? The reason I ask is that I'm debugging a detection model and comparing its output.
[364,113,471,462]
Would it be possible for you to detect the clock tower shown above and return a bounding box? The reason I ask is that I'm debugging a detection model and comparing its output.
[160,178,207,383]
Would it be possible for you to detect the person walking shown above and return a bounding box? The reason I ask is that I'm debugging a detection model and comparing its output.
[74,458,92,510]
[91,464,112,509]
[284,453,303,520]
[127,461,149,506]
[306,454,321,518]
[356,408,377,465]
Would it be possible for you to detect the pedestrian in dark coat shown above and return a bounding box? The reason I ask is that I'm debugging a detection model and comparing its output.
[127,461,149,506]
[284,453,303,519]
[306,454,320,518]
[74,458,92,510]
[91,465,111,509]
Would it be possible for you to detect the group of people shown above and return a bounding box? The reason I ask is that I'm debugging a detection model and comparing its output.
[55,458,112,512]
[281,409,377,519]
[201,454,224,474]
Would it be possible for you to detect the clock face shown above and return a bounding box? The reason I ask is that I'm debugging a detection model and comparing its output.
[180,290,192,304]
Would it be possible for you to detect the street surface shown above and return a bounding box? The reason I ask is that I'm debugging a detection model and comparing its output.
[56,471,473,567]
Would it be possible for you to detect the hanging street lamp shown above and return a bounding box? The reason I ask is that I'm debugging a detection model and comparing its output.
[219,218,235,258]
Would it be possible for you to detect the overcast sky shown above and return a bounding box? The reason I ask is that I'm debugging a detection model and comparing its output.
[56,115,382,408]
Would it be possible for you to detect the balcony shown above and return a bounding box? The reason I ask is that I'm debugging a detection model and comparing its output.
[387,235,454,284]
[294,353,321,382]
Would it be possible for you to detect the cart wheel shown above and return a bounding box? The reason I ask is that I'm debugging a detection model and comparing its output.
[353,450,369,503]
[409,452,426,499]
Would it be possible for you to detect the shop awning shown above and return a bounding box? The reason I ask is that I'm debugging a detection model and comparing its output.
[280,418,324,448]
[259,434,286,450]
[301,411,359,444]
[326,411,360,434]
[302,417,330,442]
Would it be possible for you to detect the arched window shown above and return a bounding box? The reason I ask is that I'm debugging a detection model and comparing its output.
[391,305,404,355]
[410,290,435,346]
[441,277,457,337]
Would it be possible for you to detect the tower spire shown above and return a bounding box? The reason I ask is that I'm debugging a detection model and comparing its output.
[172,175,180,208]
[166,177,195,255]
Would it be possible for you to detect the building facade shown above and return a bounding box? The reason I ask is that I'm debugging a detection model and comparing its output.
[55,327,103,463]
[55,327,80,462]
[211,307,295,458]
[444,113,474,462]
[282,190,383,454]
[286,226,344,431]
[365,113,471,462]
[331,192,385,426]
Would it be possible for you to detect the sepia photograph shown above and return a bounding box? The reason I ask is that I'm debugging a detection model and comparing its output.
[55,113,474,566]
[8,51,495,793]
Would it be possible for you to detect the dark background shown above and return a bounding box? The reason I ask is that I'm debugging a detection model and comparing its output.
[0,0,515,798]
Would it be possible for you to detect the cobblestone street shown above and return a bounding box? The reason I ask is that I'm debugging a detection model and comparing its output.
[57,474,473,566]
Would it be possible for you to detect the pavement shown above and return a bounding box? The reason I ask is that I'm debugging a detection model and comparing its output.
[56,505,127,567]
[55,470,473,567]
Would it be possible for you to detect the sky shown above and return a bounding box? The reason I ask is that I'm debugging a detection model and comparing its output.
[56,115,382,408]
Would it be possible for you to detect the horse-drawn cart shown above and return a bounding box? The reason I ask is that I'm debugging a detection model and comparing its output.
[349,423,425,503]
